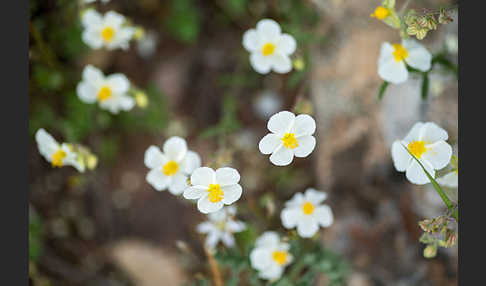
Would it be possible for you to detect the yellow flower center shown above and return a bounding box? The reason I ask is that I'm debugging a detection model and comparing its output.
[162,160,179,176]
[262,43,276,56]
[101,26,115,42]
[281,133,298,149]
[51,149,67,167]
[207,184,224,203]
[272,251,288,266]
[97,86,112,101]
[301,202,315,215]
[216,221,226,231]
[392,44,408,62]
[408,141,427,158]
[370,6,391,20]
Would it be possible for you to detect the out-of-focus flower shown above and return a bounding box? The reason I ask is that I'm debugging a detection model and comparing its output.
[378,39,431,84]
[84,0,110,4]
[144,136,201,195]
[183,167,242,214]
[281,188,333,238]
[35,129,84,172]
[437,170,458,188]
[77,65,135,114]
[253,91,282,120]
[293,58,305,71]
[136,30,158,59]
[370,0,401,28]
[197,206,246,249]
[134,91,149,108]
[259,111,316,166]
[250,231,293,281]
[242,19,296,74]
[81,9,135,50]
[445,34,458,55]
[391,122,452,185]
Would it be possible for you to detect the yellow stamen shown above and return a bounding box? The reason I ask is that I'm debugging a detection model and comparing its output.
[392,44,408,62]
[51,149,67,167]
[207,184,224,203]
[301,202,315,215]
[281,133,298,149]
[97,86,112,101]
[262,43,276,56]
[408,141,427,158]
[272,251,288,266]
[101,26,115,43]
[370,6,391,20]
[162,160,179,176]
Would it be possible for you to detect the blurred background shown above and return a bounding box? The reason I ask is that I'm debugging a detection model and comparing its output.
[29,0,458,285]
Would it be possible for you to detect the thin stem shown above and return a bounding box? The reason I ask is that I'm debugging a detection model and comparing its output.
[204,246,223,286]
[399,0,412,15]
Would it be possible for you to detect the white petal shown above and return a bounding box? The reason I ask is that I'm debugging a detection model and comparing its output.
[314,205,333,227]
[76,82,97,103]
[183,186,207,199]
[250,53,272,74]
[256,19,281,41]
[82,29,103,49]
[117,94,135,111]
[293,135,315,158]
[221,184,242,205]
[103,11,125,28]
[82,9,102,28]
[419,122,448,143]
[292,114,316,137]
[404,122,425,142]
[297,217,319,238]
[163,136,188,162]
[269,146,294,166]
[168,173,189,195]
[284,192,305,208]
[83,65,104,87]
[281,207,301,229]
[403,39,432,72]
[270,54,292,74]
[391,141,412,172]
[277,34,296,55]
[144,146,166,168]
[35,129,59,157]
[221,232,235,247]
[227,220,246,233]
[259,134,281,155]
[267,111,295,135]
[405,159,435,185]
[180,150,201,174]
[422,141,452,170]
[250,247,272,270]
[378,56,408,84]
[106,74,130,93]
[197,222,215,234]
[304,188,327,205]
[190,167,215,187]
[255,231,280,248]
[198,196,224,214]
[215,167,240,186]
[242,29,260,52]
[205,232,222,249]
[146,168,170,191]
[437,171,458,188]
[260,263,283,280]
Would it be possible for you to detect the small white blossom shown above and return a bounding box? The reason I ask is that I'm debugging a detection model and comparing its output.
[144,137,201,195]
[281,188,333,238]
[81,9,135,50]
[258,111,316,166]
[437,170,458,188]
[77,65,135,114]
[242,19,296,74]
[136,31,158,59]
[197,206,246,249]
[35,129,84,172]
[391,122,452,185]
[378,39,432,84]
[253,90,282,120]
[250,231,293,281]
[183,167,242,214]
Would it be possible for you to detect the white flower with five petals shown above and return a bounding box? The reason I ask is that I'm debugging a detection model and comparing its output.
[35,129,84,172]
[258,111,316,166]
[77,65,135,114]
[250,231,293,281]
[281,188,333,238]
[197,206,246,249]
[81,10,135,50]
[391,122,452,185]
[378,39,432,84]
[183,167,242,214]
[144,137,201,195]
[242,19,296,74]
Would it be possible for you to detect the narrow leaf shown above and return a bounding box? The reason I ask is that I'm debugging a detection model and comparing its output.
[421,73,429,100]
[378,81,389,100]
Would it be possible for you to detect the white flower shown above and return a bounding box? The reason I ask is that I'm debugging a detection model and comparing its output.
[250,231,293,281]
[35,129,84,172]
[197,206,246,249]
[437,170,458,188]
[391,122,452,185]
[281,188,333,238]
[242,19,296,74]
[136,31,158,59]
[183,167,242,214]
[253,90,283,120]
[258,111,316,166]
[144,136,201,195]
[81,10,135,50]
[77,65,135,114]
[378,39,432,84]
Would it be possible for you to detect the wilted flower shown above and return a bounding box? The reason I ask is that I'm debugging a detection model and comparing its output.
[183,167,242,214]
[77,65,135,114]
[242,19,296,74]
[250,231,293,281]
[259,111,316,166]
[281,188,333,238]
[81,9,135,50]
[144,136,201,195]
[35,129,84,172]
[378,39,432,84]
[391,122,452,185]
[197,206,246,249]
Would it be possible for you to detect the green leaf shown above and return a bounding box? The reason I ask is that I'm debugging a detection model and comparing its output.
[421,73,429,100]
[378,81,389,100]
[432,53,458,79]
[165,0,201,43]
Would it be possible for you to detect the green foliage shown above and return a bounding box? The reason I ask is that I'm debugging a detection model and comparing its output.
[432,53,458,78]
[378,81,389,100]
[29,209,43,261]
[61,91,99,142]
[421,73,429,100]
[199,94,241,138]
[165,0,201,43]
[32,65,64,91]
